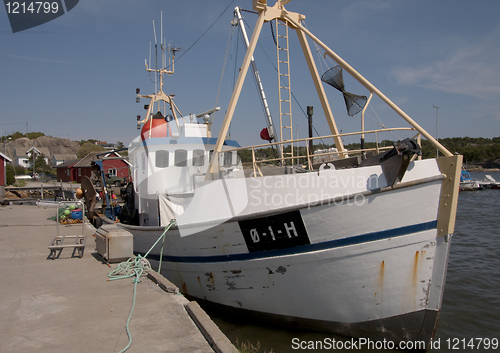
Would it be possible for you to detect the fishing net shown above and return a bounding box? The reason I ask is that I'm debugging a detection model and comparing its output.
[321,65,367,117]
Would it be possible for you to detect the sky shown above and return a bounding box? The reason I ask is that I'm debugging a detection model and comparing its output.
[1,0,500,150]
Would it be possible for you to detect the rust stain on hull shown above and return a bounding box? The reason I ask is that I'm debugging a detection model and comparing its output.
[412,251,419,287]
[375,261,385,311]
[379,261,385,287]
[409,250,426,310]
[377,260,385,297]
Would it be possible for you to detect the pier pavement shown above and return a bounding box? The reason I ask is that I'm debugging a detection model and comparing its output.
[0,204,237,353]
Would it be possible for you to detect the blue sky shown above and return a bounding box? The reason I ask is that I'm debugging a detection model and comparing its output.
[1,0,500,149]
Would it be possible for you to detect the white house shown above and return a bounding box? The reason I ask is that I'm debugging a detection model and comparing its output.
[51,153,78,167]
[13,147,50,168]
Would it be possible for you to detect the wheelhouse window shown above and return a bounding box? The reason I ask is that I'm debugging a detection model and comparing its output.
[223,151,233,166]
[174,149,188,167]
[193,149,205,167]
[155,150,169,168]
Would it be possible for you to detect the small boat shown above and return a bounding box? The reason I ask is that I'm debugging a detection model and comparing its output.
[479,174,500,189]
[459,170,482,191]
[117,1,462,350]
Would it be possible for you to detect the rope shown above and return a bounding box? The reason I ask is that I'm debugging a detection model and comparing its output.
[172,0,236,66]
[107,219,176,353]
[214,19,237,120]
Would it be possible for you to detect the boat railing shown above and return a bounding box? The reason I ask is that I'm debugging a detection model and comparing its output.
[217,127,420,177]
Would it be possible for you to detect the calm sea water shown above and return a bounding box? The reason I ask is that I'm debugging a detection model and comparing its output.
[201,171,500,352]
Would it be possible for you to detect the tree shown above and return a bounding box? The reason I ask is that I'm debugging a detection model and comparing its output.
[5,164,15,185]
[79,139,99,146]
[77,142,106,158]
[14,165,26,175]
[9,131,24,141]
[27,152,51,174]
[26,132,45,139]
[237,149,252,164]
[115,141,128,156]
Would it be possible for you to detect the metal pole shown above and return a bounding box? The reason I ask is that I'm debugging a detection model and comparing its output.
[361,93,373,152]
[207,10,266,178]
[234,7,281,161]
[433,105,440,158]
[296,124,299,165]
[295,28,346,158]
[307,106,313,166]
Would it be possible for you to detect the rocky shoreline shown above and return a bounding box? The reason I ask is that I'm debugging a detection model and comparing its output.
[464,166,500,172]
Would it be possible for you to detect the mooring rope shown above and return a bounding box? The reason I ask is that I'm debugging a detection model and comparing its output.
[107,219,176,353]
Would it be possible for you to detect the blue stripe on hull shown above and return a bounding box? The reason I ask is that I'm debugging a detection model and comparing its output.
[139,220,437,263]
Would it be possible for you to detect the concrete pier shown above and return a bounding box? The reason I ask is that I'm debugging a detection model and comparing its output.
[0,205,237,353]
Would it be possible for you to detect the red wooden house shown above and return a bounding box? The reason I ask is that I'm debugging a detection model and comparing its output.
[55,152,130,183]
[1,152,12,199]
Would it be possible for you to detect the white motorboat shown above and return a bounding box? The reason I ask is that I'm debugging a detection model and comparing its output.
[459,170,482,191]
[479,174,500,189]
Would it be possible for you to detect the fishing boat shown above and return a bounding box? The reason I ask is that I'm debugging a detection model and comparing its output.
[119,1,462,350]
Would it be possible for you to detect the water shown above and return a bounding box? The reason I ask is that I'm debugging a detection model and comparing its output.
[431,171,500,352]
[201,171,500,352]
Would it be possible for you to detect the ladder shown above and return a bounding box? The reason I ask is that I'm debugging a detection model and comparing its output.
[276,19,293,165]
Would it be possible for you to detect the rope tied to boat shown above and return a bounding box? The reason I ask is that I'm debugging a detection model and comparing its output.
[107,219,176,353]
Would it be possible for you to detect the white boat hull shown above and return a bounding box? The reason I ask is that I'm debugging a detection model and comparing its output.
[460,180,481,191]
[120,157,460,348]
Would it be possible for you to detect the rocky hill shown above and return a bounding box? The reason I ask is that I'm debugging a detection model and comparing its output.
[3,136,80,159]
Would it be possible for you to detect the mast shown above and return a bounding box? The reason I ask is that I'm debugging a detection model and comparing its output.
[234,6,282,161]
[206,9,266,178]
[137,12,181,133]
[206,0,452,178]
[207,0,343,177]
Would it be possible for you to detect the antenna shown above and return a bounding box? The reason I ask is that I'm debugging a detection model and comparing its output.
[153,20,158,94]
[152,20,157,45]
[168,43,171,69]
[163,42,167,70]
[161,11,166,70]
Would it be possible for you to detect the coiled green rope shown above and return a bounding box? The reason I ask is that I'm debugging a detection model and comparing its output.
[107,219,176,353]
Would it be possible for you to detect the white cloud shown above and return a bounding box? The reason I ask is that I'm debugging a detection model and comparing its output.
[392,28,500,99]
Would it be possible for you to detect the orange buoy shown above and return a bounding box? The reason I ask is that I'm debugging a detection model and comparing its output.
[141,111,170,140]
[75,188,83,199]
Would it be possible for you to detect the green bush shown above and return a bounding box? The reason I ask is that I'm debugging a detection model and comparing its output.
[6,164,15,185]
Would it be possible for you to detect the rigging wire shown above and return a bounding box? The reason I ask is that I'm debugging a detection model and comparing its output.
[171,0,236,66]
[228,23,240,139]
[214,21,237,120]
[147,0,236,96]
[186,5,401,148]
[243,17,328,145]
[311,33,404,143]
[236,18,275,132]
[143,0,236,137]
